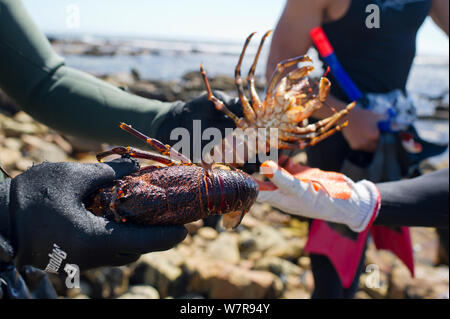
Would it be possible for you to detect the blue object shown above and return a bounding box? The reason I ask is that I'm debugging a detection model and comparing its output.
[377,107,397,132]
[321,54,364,102]
[311,27,393,132]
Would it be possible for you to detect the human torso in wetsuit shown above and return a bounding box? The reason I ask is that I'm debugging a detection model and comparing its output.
[323,0,431,101]
[304,0,433,299]
[307,0,432,171]
[376,168,449,228]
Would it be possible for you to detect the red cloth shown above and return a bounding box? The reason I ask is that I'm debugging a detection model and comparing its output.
[305,191,414,288]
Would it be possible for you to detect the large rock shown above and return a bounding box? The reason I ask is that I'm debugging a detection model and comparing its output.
[239,224,286,254]
[0,147,21,170]
[184,220,204,235]
[131,250,187,298]
[119,285,160,299]
[388,264,411,299]
[197,227,219,240]
[206,232,240,264]
[253,256,302,277]
[129,80,183,102]
[282,288,311,299]
[410,228,440,265]
[359,270,389,299]
[210,75,235,91]
[264,237,306,260]
[405,265,449,299]
[2,137,22,151]
[388,263,449,299]
[354,291,373,299]
[297,256,311,270]
[82,266,131,299]
[22,134,68,162]
[365,244,397,273]
[239,223,305,261]
[0,112,43,137]
[299,269,315,292]
[185,257,283,299]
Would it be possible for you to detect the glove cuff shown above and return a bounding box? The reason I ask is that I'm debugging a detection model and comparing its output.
[0,179,12,241]
[154,101,185,144]
[349,180,381,232]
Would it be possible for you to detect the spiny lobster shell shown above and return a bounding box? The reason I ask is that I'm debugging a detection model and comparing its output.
[86,165,259,227]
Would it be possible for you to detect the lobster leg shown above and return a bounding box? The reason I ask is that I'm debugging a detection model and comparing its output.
[318,77,332,103]
[285,65,315,90]
[222,210,247,230]
[299,121,349,149]
[280,102,349,135]
[247,30,272,118]
[96,146,175,166]
[119,123,192,164]
[265,55,313,104]
[295,103,355,148]
[280,119,335,136]
[280,102,355,145]
[234,32,257,123]
[200,64,246,128]
[316,102,356,135]
[279,140,303,150]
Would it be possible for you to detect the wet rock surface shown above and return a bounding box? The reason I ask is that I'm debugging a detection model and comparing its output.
[0,66,448,299]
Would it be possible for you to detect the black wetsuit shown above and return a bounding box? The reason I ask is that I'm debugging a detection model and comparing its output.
[306,0,434,299]
[323,0,432,101]
[376,168,449,228]
[309,0,432,172]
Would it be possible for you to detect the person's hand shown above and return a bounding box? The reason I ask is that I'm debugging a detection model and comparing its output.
[342,108,381,152]
[156,92,242,161]
[157,91,242,142]
[0,160,187,273]
[256,158,381,232]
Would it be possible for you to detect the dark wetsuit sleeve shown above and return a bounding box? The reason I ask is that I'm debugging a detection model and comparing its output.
[375,169,449,228]
[0,0,173,145]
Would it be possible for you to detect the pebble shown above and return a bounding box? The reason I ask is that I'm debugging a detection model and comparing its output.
[197,227,219,240]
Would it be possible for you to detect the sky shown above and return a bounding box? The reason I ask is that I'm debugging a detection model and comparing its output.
[22,0,449,56]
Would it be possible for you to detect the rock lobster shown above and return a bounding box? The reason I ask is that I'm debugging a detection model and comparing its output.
[86,31,355,229]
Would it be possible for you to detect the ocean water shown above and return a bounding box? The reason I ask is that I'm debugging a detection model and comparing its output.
[58,36,276,81]
[58,36,449,110]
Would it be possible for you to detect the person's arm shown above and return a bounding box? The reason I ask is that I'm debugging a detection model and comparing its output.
[375,168,449,228]
[0,160,187,272]
[0,0,239,147]
[265,0,324,81]
[0,0,172,145]
[430,0,449,36]
[266,0,380,152]
[257,159,449,231]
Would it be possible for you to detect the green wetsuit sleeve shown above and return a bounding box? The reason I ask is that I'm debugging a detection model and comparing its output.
[0,0,173,145]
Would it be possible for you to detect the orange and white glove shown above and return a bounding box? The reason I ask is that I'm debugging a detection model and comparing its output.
[257,159,381,232]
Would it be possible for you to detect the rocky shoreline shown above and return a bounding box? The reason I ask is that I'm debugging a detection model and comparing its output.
[0,67,448,299]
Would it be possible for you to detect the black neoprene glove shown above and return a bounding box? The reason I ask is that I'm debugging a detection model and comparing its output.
[0,159,187,273]
[156,92,243,162]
